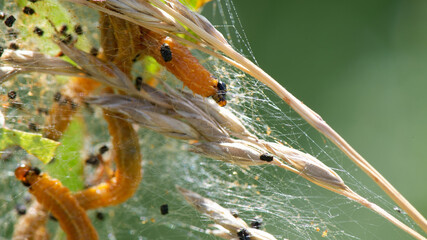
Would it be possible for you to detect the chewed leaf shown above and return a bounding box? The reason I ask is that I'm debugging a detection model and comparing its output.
[46,117,85,191]
[0,128,60,164]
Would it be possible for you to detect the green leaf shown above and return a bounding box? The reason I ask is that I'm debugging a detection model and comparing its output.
[180,0,212,11]
[0,128,60,164]
[46,117,85,191]
[16,0,91,56]
[180,0,197,11]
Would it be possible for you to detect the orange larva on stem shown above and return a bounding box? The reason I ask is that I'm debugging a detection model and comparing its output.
[142,30,227,106]
[15,164,99,240]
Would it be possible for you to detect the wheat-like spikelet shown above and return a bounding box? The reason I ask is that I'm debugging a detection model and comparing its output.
[0,49,87,83]
[177,186,278,240]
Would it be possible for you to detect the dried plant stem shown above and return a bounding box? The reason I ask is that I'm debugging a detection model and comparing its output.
[150,0,427,234]
[270,161,426,240]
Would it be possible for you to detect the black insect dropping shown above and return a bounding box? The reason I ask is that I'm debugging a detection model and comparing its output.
[160,204,169,215]
[4,15,16,27]
[85,154,100,166]
[15,203,27,215]
[160,43,172,62]
[9,42,19,50]
[74,24,83,35]
[90,47,98,57]
[237,229,251,240]
[33,27,44,37]
[135,76,143,91]
[59,24,68,35]
[23,6,35,15]
[96,211,105,220]
[0,12,5,20]
[250,217,263,229]
[28,123,40,132]
[259,153,273,162]
[8,90,17,99]
[60,34,73,45]
[99,145,109,155]
[28,0,39,3]
[53,92,62,102]
[0,46,3,57]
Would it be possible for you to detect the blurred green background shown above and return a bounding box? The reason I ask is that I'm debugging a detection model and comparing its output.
[231,0,427,221]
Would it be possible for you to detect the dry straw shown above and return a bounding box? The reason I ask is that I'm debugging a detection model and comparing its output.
[177,186,278,240]
[0,49,87,83]
[58,0,427,237]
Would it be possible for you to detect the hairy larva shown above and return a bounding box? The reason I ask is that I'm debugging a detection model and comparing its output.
[15,164,99,240]
[142,30,227,106]
[74,110,142,209]
[43,93,77,141]
[44,77,100,141]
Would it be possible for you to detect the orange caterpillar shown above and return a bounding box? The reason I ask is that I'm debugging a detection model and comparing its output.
[100,14,141,76]
[15,164,99,240]
[141,30,227,106]
[44,77,100,141]
[74,110,142,210]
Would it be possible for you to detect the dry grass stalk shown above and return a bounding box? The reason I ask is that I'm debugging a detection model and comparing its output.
[0,49,87,83]
[62,0,186,34]
[177,186,278,240]
[56,42,139,95]
[88,94,200,140]
[164,0,229,45]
